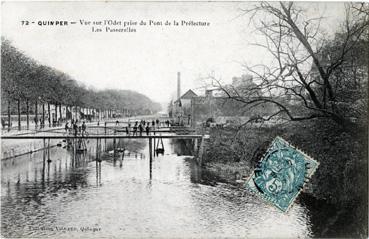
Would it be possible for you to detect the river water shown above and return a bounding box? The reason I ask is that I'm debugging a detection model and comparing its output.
[1,137,314,238]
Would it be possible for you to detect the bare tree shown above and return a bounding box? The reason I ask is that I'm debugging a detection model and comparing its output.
[211,2,369,129]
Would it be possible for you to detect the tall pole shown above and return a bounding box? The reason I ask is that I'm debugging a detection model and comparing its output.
[153,131,156,157]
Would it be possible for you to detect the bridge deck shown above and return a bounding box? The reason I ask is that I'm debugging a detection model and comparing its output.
[0,135,203,139]
[113,130,195,133]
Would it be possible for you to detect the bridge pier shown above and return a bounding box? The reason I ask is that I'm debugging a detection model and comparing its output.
[120,149,124,167]
[96,138,102,162]
[96,138,99,161]
[42,144,46,181]
[149,137,152,179]
[47,138,51,163]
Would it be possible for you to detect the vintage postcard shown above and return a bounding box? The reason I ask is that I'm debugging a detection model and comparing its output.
[1,1,368,238]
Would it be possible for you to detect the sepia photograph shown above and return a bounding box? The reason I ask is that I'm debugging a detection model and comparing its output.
[1,1,368,238]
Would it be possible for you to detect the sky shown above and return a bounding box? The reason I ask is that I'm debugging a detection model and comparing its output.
[1,1,346,104]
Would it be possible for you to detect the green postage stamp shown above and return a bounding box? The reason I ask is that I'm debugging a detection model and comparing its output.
[245,136,319,212]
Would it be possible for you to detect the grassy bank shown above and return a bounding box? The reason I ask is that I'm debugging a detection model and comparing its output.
[201,119,368,237]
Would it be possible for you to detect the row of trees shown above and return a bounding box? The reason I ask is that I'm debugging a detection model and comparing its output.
[1,38,161,130]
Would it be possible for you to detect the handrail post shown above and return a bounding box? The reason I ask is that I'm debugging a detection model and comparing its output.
[153,131,156,156]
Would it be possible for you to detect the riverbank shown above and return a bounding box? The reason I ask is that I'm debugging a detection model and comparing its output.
[199,119,368,237]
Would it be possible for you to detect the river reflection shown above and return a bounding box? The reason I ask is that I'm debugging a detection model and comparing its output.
[1,138,313,238]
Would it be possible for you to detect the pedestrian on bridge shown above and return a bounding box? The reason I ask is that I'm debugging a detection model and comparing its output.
[145,123,150,136]
[65,122,69,133]
[1,118,5,129]
[139,123,143,136]
[33,117,38,128]
[82,121,86,136]
[125,126,130,135]
[73,122,78,137]
[133,121,138,136]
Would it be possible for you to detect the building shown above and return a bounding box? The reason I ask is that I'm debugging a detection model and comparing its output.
[173,89,198,125]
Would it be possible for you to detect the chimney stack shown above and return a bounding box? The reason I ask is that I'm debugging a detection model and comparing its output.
[177,72,181,99]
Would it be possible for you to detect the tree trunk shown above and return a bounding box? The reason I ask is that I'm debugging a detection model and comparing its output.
[17,99,21,131]
[48,102,51,127]
[42,103,45,128]
[55,102,58,126]
[8,100,11,132]
[59,103,62,124]
[26,99,29,130]
[35,100,38,129]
